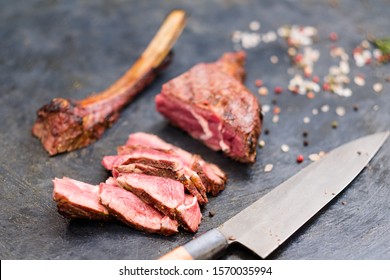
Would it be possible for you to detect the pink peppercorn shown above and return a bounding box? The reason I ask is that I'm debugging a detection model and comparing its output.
[274,86,283,94]
[322,82,330,91]
[255,79,263,87]
[296,155,304,163]
[329,32,338,41]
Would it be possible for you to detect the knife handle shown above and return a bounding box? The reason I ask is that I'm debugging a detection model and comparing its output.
[159,229,228,260]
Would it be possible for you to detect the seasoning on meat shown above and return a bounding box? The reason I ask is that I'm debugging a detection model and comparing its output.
[155,51,262,163]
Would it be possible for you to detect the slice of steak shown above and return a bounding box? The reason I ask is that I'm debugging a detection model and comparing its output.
[190,155,227,196]
[155,51,262,163]
[126,132,193,164]
[116,173,202,232]
[52,177,110,220]
[99,182,178,236]
[177,194,202,234]
[105,146,208,204]
[125,132,227,195]
[113,163,177,180]
[102,148,181,171]
[113,162,207,205]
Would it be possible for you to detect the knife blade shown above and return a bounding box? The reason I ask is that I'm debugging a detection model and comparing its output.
[159,131,389,260]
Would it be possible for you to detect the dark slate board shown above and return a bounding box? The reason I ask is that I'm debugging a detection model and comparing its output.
[1,0,389,260]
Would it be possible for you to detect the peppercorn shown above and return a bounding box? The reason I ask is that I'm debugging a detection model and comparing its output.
[274,86,283,94]
[329,32,338,41]
[296,154,304,163]
[255,79,263,87]
[322,82,331,91]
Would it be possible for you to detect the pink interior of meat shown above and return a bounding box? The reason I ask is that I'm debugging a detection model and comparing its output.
[126,132,194,166]
[99,183,176,232]
[117,173,185,209]
[177,194,202,232]
[53,177,109,215]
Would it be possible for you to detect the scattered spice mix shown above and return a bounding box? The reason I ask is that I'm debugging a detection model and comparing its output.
[233,21,387,168]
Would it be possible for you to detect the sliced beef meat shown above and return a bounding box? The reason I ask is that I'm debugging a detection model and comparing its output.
[103,146,208,204]
[113,162,207,205]
[114,163,177,180]
[102,148,181,171]
[116,173,202,232]
[125,132,227,195]
[155,51,261,163]
[99,182,178,236]
[52,177,110,220]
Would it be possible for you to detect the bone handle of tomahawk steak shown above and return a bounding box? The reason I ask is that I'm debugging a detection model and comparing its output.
[32,10,187,156]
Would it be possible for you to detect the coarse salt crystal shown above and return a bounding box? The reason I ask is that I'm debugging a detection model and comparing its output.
[264,164,274,172]
[277,26,289,37]
[262,31,277,43]
[281,144,290,152]
[303,116,310,123]
[361,40,370,49]
[339,61,350,74]
[258,86,269,96]
[354,53,366,67]
[312,108,319,115]
[341,88,353,97]
[336,106,346,116]
[321,105,330,112]
[262,104,270,113]
[270,55,279,64]
[249,21,261,31]
[288,47,297,56]
[231,31,242,43]
[354,75,365,86]
[241,32,261,49]
[309,153,321,161]
[258,139,265,147]
[373,83,383,93]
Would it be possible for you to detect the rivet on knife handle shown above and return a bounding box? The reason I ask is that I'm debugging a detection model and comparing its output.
[159,229,228,260]
[32,10,187,156]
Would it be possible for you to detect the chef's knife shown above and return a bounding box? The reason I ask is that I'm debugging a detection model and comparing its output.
[159,131,389,260]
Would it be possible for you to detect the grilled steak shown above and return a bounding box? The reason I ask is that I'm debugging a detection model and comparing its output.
[155,51,262,163]
[125,132,227,195]
[52,177,110,220]
[116,173,202,232]
[99,182,178,236]
[32,10,187,156]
